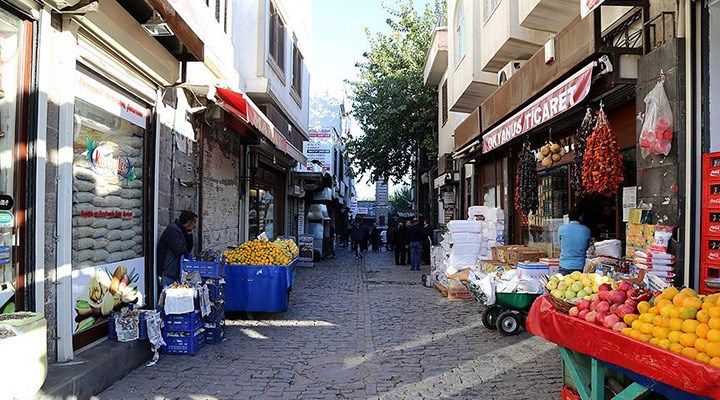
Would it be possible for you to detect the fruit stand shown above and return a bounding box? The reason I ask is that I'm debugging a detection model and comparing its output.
[223,238,299,313]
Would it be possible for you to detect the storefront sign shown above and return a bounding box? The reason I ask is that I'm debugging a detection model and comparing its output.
[442,191,455,205]
[76,72,147,129]
[581,0,605,19]
[80,210,134,218]
[0,195,13,211]
[0,211,13,228]
[357,207,369,215]
[71,257,145,335]
[85,140,137,184]
[482,63,594,153]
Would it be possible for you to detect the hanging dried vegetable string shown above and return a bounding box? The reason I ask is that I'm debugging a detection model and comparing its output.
[571,108,594,196]
[581,105,624,197]
[516,139,539,214]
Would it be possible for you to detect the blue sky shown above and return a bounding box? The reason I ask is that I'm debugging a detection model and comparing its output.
[311,0,430,199]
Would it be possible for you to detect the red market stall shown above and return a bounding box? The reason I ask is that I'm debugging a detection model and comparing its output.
[527,296,720,400]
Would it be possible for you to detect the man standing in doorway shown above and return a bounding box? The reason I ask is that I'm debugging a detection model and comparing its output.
[558,209,592,275]
[157,210,197,289]
[407,218,424,271]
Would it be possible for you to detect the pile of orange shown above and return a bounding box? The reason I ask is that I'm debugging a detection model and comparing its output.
[223,238,292,266]
[621,287,720,367]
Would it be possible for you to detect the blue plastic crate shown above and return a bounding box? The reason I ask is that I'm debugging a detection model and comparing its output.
[225,264,291,312]
[205,321,225,344]
[181,257,225,279]
[206,301,225,323]
[163,310,203,332]
[204,280,226,301]
[161,328,206,355]
[108,310,147,341]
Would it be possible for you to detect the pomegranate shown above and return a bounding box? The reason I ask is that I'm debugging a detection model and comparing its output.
[576,299,590,311]
[617,281,632,292]
[607,290,627,305]
[595,301,610,314]
[616,304,635,318]
[598,290,610,302]
[625,298,638,309]
[569,307,580,317]
[590,300,599,311]
[590,293,600,302]
[595,312,608,326]
[578,310,590,319]
[599,283,612,292]
[612,321,627,332]
[603,314,621,329]
[585,311,598,323]
[609,304,619,315]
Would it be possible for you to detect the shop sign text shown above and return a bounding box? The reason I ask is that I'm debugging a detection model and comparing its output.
[482,63,594,153]
[80,210,134,219]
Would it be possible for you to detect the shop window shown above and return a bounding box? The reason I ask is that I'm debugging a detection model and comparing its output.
[70,71,148,336]
[249,188,276,239]
[269,3,286,73]
[453,1,466,65]
[291,43,303,98]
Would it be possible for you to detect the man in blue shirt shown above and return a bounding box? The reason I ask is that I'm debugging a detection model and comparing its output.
[558,209,591,274]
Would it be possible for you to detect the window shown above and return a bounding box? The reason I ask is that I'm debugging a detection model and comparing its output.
[485,0,502,21]
[454,2,466,65]
[269,3,286,72]
[441,81,448,126]
[291,43,303,97]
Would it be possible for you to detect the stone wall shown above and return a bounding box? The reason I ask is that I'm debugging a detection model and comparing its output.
[636,39,686,284]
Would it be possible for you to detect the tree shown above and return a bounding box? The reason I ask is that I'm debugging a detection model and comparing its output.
[347,0,443,184]
[389,186,412,212]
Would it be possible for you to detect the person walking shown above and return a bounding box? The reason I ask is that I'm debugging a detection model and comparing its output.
[371,226,381,252]
[558,209,592,275]
[351,218,369,258]
[157,210,197,289]
[394,221,407,265]
[386,224,395,251]
[419,215,434,265]
[407,218,424,271]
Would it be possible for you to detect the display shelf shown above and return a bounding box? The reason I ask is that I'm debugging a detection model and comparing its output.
[701,152,720,294]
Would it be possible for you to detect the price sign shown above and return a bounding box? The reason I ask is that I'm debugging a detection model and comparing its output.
[298,235,314,262]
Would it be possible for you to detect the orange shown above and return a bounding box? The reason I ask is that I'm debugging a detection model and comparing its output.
[696,338,710,353]
[711,357,720,368]
[621,327,633,337]
[658,338,671,349]
[638,301,651,314]
[648,306,659,315]
[660,305,674,318]
[640,313,655,323]
[707,294,720,305]
[679,307,699,320]
[707,342,720,358]
[632,320,643,331]
[683,297,703,310]
[697,310,711,323]
[661,287,679,300]
[669,318,684,332]
[670,308,680,319]
[697,323,711,339]
[697,352,712,364]
[710,317,720,330]
[638,333,652,343]
[682,347,700,359]
[649,337,660,346]
[681,288,699,298]
[682,319,700,333]
[669,343,685,354]
[703,300,715,311]
[680,332,698,347]
[624,314,639,325]
[657,317,671,328]
[708,329,720,342]
[652,326,670,340]
[655,299,672,310]
[709,307,720,318]
[630,330,642,340]
[641,323,654,335]
[652,315,664,326]
[673,293,688,307]
[668,331,682,343]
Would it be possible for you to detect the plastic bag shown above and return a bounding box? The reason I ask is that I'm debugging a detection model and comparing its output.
[639,80,673,158]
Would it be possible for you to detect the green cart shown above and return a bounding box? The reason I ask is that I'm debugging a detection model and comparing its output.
[462,281,540,336]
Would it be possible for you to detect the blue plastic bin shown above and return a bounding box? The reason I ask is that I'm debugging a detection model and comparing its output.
[205,320,225,344]
[163,310,203,332]
[181,257,225,279]
[224,264,292,312]
[204,280,226,301]
[206,301,225,323]
[161,328,206,355]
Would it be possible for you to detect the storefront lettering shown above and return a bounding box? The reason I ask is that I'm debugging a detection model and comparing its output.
[77,73,147,128]
[482,63,594,153]
[80,210,134,218]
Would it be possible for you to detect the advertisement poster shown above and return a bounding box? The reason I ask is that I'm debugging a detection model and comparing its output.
[71,257,145,334]
[622,186,637,222]
[299,130,335,172]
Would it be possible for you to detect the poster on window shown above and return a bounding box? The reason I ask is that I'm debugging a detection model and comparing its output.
[71,257,145,334]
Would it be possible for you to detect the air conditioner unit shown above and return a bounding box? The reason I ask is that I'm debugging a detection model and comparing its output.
[497,60,527,86]
[45,0,84,10]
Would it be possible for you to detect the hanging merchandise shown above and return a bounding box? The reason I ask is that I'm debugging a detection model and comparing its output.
[571,108,594,195]
[639,78,673,158]
[535,141,566,168]
[582,106,624,197]
[517,140,539,214]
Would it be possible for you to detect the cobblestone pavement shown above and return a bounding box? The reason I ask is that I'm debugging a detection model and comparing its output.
[99,249,562,400]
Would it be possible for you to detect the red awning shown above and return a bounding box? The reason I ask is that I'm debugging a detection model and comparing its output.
[211,87,306,165]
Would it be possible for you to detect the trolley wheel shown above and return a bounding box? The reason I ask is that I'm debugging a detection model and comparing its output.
[496,311,522,336]
[482,306,501,329]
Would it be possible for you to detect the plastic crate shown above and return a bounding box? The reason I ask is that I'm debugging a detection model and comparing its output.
[206,301,225,323]
[108,310,147,341]
[163,310,202,332]
[161,328,206,355]
[225,264,291,312]
[205,321,225,344]
[181,257,225,279]
[204,281,226,301]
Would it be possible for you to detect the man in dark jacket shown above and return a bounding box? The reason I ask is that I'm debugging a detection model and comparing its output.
[407,218,425,271]
[350,218,369,258]
[157,210,197,288]
[420,215,434,265]
[393,222,407,265]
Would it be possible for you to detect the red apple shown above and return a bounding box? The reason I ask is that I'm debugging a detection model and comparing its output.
[586,311,598,323]
[604,314,621,329]
[613,321,627,332]
[577,299,590,311]
[569,307,580,317]
[595,312,608,326]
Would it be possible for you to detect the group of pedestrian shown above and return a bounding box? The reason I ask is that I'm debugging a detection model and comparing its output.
[349,217,383,258]
[392,216,434,271]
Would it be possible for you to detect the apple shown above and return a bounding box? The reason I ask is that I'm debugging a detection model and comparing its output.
[613,321,627,332]
[596,301,610,314]
[570,281,583,293]
[604,314,621,329]
[576,299,590,311]
[617,281,632,292]
[558,282,569,291]
[569,307,580,317]
[578,310,589,319]
[595,312,608,326]
[585,311,598,323]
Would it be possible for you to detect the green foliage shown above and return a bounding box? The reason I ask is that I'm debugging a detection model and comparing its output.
[389,185,413,212]
[347,0,443,184]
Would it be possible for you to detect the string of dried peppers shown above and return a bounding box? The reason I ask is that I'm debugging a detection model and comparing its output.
[516,140,539,213]
[581,107,624,197]
[571,108,594,196]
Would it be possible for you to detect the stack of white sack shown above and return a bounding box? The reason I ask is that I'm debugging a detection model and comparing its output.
[634,250,676,283]
[467,206,505,248]
[594,239,623,259]
[445,220,484,275]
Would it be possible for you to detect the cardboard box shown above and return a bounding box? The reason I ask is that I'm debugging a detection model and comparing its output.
[492,245,526,263]
[447,281,474,301]
[481,260,513,274]
[509,249,546,264]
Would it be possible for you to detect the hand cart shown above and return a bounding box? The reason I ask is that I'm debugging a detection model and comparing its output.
[462,280,540,336]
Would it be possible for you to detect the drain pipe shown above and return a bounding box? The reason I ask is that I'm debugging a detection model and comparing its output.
[680,0,694,289]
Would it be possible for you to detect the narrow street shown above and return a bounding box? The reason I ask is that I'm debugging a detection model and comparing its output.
[99,249,562,400]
